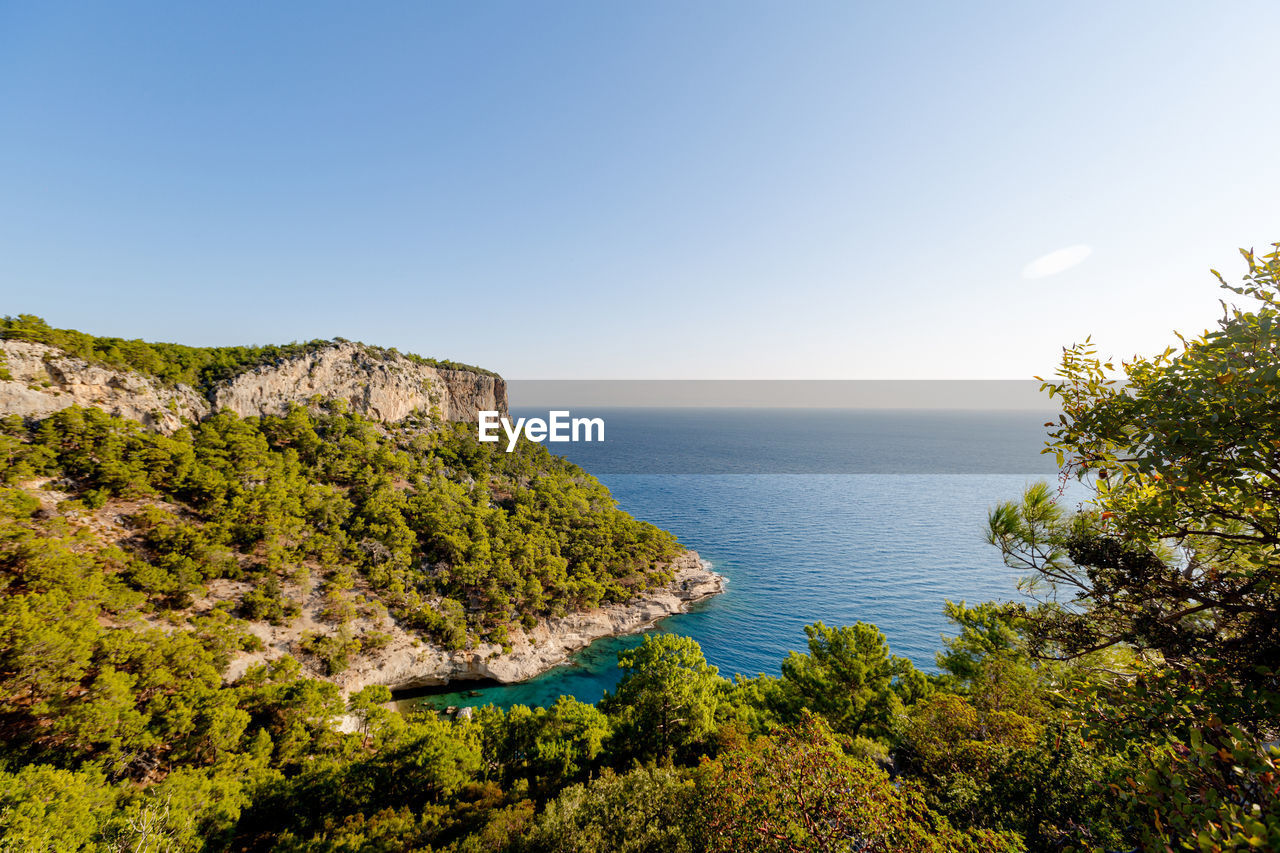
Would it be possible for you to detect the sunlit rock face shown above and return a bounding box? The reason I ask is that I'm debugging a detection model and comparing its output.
[0,340,210,432]
[0,339,507,433]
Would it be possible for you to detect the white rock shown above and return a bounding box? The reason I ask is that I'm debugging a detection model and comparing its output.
[0,339,506,434]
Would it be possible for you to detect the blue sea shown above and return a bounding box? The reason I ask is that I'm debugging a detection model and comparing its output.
[404,409,1085,712]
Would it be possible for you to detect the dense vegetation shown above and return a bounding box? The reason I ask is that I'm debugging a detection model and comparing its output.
[2,245,1279,851]
[0,400,681,653]
[0,314,497,393]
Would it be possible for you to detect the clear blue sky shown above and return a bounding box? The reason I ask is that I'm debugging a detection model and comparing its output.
[2,2,1277,378]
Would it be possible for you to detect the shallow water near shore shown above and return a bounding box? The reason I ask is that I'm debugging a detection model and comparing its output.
[403,410,1085,714]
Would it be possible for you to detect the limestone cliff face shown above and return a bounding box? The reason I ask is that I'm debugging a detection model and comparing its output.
[0,341,210,432]
[0,339,506,430]
[211,342,507,423]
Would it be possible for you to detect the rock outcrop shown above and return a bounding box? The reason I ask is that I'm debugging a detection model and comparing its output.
[0,339,506,430]
[0,341,210,432]
[211,342,506,423]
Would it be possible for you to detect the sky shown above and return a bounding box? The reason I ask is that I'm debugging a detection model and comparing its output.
[1,2,1278,379]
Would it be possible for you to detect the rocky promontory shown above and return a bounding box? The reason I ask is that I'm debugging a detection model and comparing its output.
[376,551,724,692]
[1,325,719,701]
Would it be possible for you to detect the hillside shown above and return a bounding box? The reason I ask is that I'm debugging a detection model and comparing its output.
[0,319,723,700]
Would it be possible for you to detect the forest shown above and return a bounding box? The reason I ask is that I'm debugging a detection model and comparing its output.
[1,245,1279,851]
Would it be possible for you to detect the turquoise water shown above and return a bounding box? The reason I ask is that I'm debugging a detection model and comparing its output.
[404,410,1083,713]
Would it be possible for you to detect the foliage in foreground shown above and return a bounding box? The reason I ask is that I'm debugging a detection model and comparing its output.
[988,244,1280,849]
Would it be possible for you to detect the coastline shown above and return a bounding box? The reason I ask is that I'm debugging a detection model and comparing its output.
[453,550,725,687]
[227,550,725,696]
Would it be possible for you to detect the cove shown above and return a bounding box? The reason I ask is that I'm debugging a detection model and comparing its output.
[401,468,1084,714]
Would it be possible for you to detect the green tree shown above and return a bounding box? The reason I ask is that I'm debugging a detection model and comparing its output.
[699,713,1017,853]
[602,634,723,763]
[530,697,611,792]
[348,684,399,745]
[523,767,699,853]
[770,621,929,743]
[987,244,1280,849]
[0,764,117,851]
[991,246,1280,676]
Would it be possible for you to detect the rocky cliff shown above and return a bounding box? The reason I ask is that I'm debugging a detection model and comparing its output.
[211,342,506,423]
[0,341,210,431]
[0,339,506,429]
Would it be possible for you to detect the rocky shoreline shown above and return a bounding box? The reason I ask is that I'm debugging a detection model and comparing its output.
[226,550,725,696]
[344,550,723,694]
[391,550,724,692]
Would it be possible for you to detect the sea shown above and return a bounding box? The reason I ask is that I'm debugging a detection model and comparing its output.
[401,408,1086,713]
